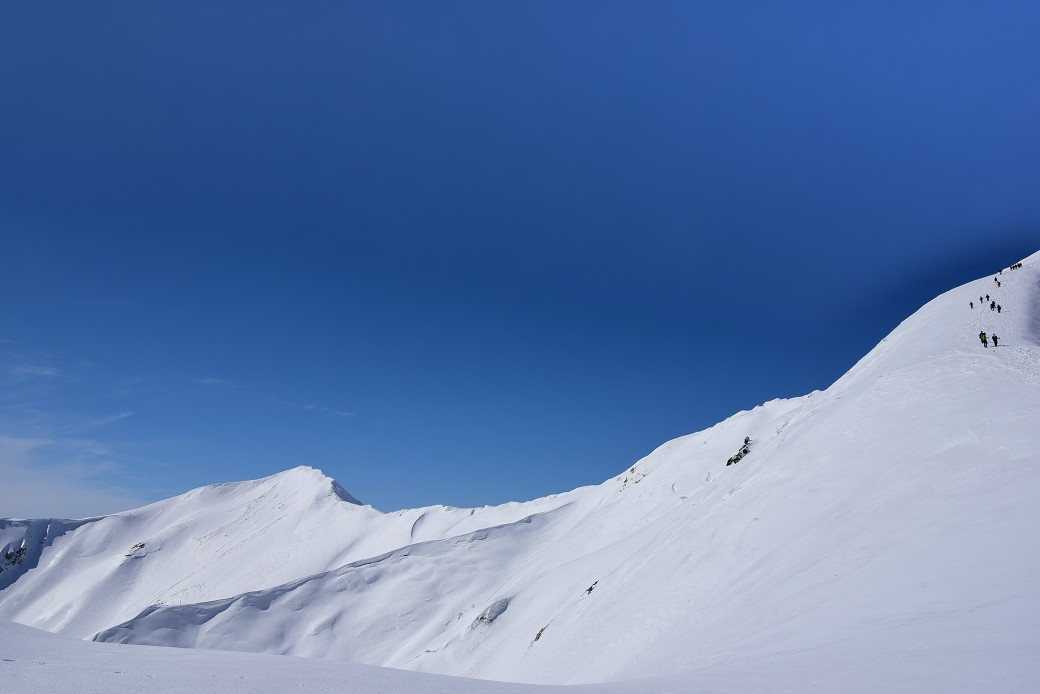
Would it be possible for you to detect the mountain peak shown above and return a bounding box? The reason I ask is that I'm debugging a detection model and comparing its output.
[270,465,362,506]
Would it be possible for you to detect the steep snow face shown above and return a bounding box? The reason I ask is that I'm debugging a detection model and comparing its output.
[0,519,95,592]
[0,465,579,639]
[7,254,1040,688]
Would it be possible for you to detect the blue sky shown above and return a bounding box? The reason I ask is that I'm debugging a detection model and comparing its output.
[2,2,1038,517]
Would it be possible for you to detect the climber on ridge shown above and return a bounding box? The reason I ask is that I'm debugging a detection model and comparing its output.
[993,334,999,347]
[979,331,988,348]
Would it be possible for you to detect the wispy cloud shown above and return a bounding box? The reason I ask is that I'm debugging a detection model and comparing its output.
[0,347,151,518]
[0,435,148,518]
[193,377,241,388]
[0,354,61,401]
[0,345,358,518]
[192,375,355,423]
[269,397,354,419]
[59,411,135,435]
[5,364,59,379]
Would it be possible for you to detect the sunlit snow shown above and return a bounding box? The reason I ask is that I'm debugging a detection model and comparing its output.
[3,251,1039,693]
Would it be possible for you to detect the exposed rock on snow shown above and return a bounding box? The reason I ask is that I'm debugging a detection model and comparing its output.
[0,519,95,592]
[474,598,511,626]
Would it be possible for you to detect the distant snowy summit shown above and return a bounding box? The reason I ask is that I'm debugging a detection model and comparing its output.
[4,252,1040,687]
[0,462,577,641]
[203,463,363,506]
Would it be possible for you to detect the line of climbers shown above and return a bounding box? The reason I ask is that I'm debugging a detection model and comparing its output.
[969,300,1000,311]
[969,264,1020,347]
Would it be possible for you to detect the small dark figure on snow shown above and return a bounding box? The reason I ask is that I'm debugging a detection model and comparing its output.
[992,335,999,347]
[997,280,1001,287]
[727,438,752,466]
[997,305,1002,313]
[970,301,974,309]
[986,294,990,301]
[994,277,999,284]
[980,331,988,348]
[990,301,996,310]
[980,295,984,303]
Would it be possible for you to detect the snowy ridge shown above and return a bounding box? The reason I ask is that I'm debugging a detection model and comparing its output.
[3,253,1040,689]
[0,465,577,639]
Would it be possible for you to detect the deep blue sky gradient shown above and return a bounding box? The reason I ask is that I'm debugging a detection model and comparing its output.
[1,2,1038,513]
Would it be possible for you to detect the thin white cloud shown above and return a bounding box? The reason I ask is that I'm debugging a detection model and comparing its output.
[0,435,150,519]
[59,411,135,435]
[269,397,353,418]
[0,348,152,518]
[6,364,59,378]
[194,377,240,388]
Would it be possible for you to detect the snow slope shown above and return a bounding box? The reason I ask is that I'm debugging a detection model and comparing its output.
[0,465,579,639]
[0,618,576,694]
[5,252,1040,691]
[6,615,1035,694]
[0,518,94,592]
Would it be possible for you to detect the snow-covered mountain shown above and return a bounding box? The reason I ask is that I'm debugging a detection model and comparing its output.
[3,252,1039,689]
[0,465,577,640]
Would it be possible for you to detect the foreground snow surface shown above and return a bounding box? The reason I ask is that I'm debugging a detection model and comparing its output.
[3,251,1040,692]
[3,615,1036,693]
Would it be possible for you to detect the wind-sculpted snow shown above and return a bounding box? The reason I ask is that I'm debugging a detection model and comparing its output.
[0,518,96,591]
[0,465,578,639]
[9,253,1040,690]
[94,514,553,663]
